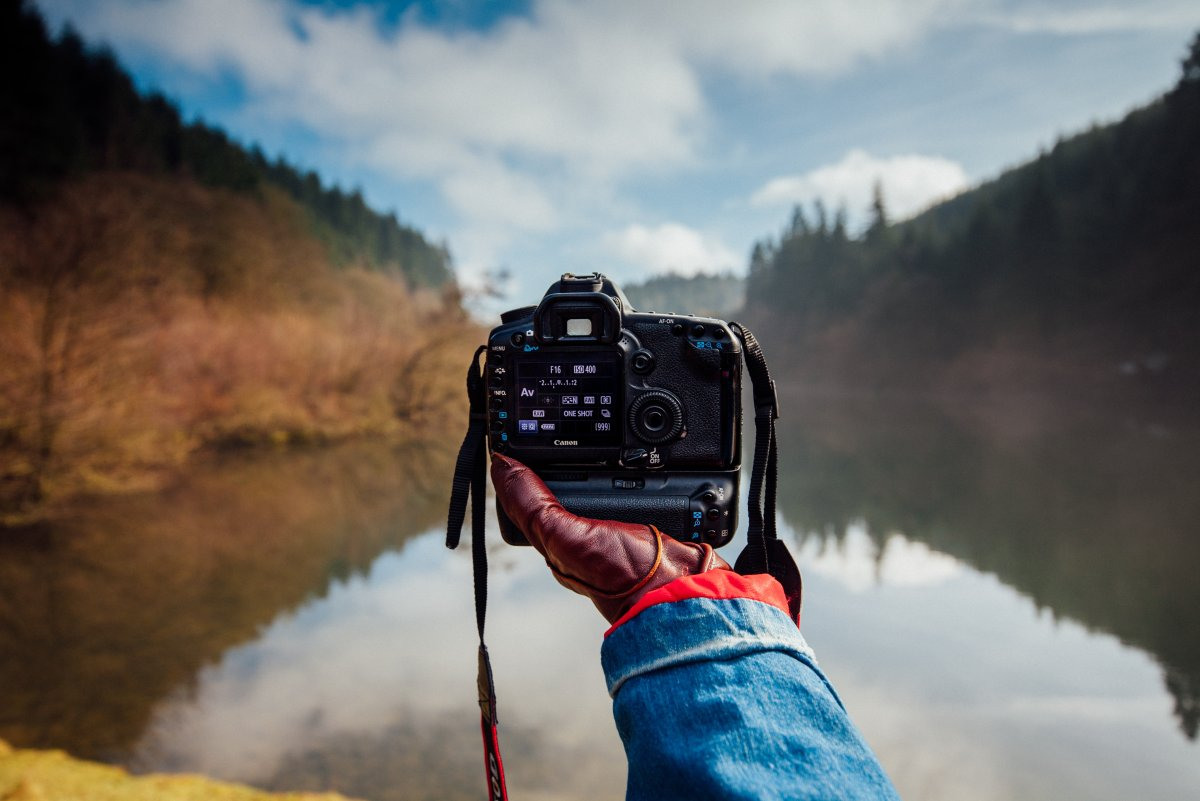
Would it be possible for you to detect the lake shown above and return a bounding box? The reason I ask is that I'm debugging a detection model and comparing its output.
[1,393,1197,800]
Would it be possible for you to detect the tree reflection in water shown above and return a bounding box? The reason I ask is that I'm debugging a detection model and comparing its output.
[772,390,1200,740]
[0,439,456,760]
[0,437,628,801]
[2,392,1198,801]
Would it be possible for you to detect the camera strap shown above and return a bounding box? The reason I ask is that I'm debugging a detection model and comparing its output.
[445,326,799,798]
[446,344,510,801]
[730,323,803,623]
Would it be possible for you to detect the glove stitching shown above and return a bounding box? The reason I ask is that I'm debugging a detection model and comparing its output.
[548,525,664,600]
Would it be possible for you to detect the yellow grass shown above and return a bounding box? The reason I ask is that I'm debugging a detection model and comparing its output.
[0,739,360,801]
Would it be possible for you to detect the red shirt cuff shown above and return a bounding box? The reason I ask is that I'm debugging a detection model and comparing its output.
[604,571,792,637]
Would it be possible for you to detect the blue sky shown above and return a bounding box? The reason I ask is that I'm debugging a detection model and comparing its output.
[35,1,1200,311]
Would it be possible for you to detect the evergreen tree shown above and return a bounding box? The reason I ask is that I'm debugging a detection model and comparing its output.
[1,0,453,288]
[743,28,1200,380]
[865,181,888,244]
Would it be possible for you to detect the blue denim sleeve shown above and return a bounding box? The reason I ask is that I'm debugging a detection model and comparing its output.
[601,596,901,801]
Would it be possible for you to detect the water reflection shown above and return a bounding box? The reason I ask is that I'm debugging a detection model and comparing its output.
[773,390,1200,741]
[794,525,1200,801]
[2,394,1198,800]
[797,523,964,592]
[128,533,627,801]
[0,440,454,761]
[0,437,627,800]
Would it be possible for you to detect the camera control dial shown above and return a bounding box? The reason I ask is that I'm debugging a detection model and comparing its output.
[628,390,684,445]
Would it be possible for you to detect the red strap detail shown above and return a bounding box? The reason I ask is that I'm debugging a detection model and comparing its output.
[480,716,509,801]
[604,570,793,636]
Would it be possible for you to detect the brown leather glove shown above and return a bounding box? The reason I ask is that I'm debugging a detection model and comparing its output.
[490,453,731,623]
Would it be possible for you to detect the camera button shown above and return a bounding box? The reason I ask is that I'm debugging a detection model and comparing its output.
[706,507,721,521]
[691,324,706,337]
[621,448,649,466]
[612,477,645,490]
[510,332,525,346]
[631,350,656,374]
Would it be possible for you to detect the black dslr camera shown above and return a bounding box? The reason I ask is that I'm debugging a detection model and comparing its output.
[486,273,741,547]
[448,274,793,801]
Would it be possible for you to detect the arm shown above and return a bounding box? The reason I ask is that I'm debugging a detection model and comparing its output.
[491,454,900,801]
[603,573,900,801]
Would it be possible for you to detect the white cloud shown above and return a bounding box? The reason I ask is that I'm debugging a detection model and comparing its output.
[440,160,559,233]
[630,0,964,78]
[605,223,739,277]
[41,0,1182,294]
[36,0,957,234]
[751,149,970,226]
[975,1,1200,35]
[39,0,704,200]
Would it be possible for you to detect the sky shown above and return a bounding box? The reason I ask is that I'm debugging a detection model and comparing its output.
[34,0,1200,313]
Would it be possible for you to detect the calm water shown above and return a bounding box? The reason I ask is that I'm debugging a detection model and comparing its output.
[1,396,1198,800]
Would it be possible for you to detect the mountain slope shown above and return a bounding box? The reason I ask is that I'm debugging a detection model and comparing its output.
[1,0,452,287]
[0,2,477,518]
[744,32,1200,400]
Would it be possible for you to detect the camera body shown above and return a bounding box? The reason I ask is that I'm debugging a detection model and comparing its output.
[487,273,741,547]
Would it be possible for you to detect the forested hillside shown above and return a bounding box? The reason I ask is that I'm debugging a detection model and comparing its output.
[1,0,451,287]
[0,1,476,519]
[622,271,745,319]
[745,32,1200,399]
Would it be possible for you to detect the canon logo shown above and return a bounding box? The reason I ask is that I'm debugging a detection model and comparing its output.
[553,439,579,446]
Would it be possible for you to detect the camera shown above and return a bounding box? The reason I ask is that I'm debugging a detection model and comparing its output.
[486,273,741,547]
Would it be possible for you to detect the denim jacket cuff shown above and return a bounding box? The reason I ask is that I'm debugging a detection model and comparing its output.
[601,593,817,697]
[605,571,791,634]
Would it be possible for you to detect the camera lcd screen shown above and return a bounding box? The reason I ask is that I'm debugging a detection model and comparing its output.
[512,351,621,448]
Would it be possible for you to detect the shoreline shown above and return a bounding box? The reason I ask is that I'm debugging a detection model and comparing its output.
[0,422,459,529]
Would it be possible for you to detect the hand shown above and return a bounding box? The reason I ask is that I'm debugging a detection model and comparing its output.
[490,453,731,623]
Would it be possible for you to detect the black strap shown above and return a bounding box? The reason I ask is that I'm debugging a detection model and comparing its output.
[446,345,510,801]
[730,323,803,622]
[445,327,801,797]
